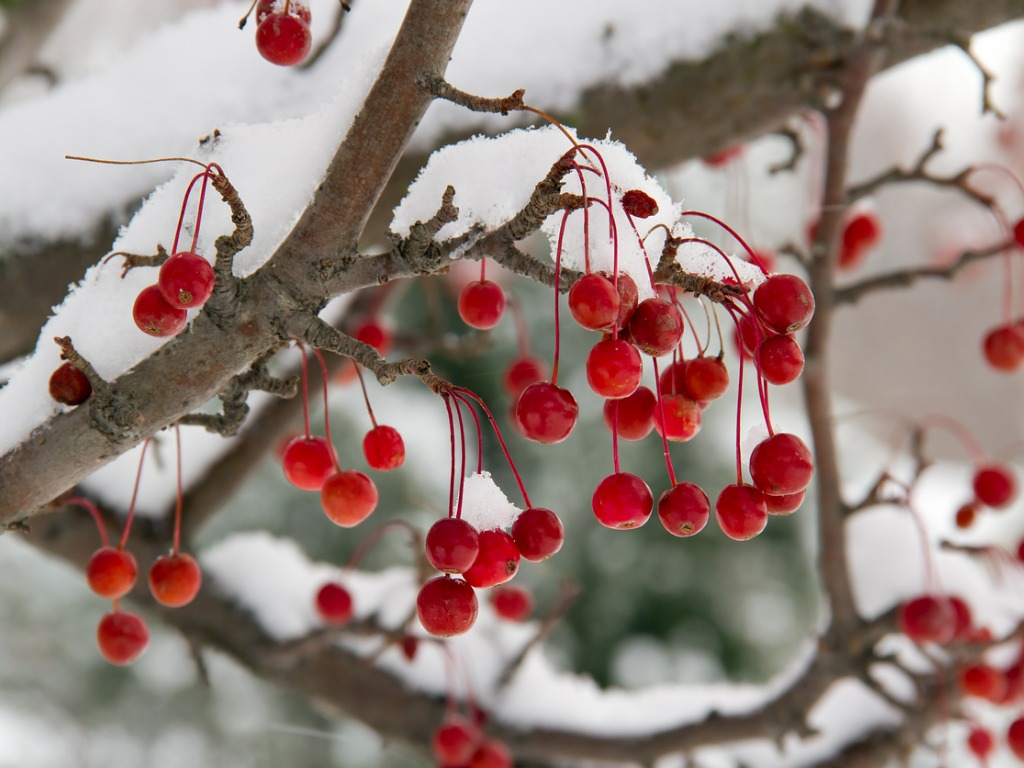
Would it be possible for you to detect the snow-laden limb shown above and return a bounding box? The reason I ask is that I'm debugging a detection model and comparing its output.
[391,124,766,299]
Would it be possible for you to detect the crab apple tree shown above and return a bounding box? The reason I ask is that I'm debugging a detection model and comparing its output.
[0,2,1023,768]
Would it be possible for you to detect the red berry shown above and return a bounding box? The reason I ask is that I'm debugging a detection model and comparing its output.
[603,386,656,441]
[463,529,520,589]
[621,189,658,219]
[899,595,955,644]
[657,482,710,537]
[966,726,994,761]
[362,425,405,471]
[569,273,620,331]
[255,12,312,66]
[1014,217,1024,248]
[321,470,378,527]
[753,274,815,334]
[960,663,1007,701]
[458,279,506,330]
[586,338,642,399]
[281,436,335,491]
[703,146,743,167]
[416,576,478,637]
[354,319,391,356]
[592,472,653,529]
[149,552,202,608]
[955,501,979,529]
[468,739,513,768]
[426,517,480,574]
[607,271,640,327]
[972,463,1017,508]
[133,284,187,337]
[158,251,215,309]
[491,584,533,621]
[628,298,684,357]
[683,356,729,403]
[502,356,547,398]
[652,393,702,442]
[757,334,805,385]
[86,546,138,600]
[748,433,814,496]
[982,323,1024,371]
[838,211,881,269]
[49,362,92,406]
[96,611,149,666]
[1008,717,1024,760]
[511,507,564,561]
[947,595,973,641]
[514,382,578,444]
[765,490,805,516]
[432,716,481,766]
[658,359,689,396]
[400,635,419,661]
[315,582,354,625]
[715,483,768,540]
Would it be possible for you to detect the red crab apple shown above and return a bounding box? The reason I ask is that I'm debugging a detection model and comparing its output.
[96,611,149,666]
[416,576,478,637]
[149,552,202,608]
[49,362,92,405]
[255,11,312,66]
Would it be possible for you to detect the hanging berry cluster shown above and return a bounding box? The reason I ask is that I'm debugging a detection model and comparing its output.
[129,165,221,338]
[68,428,202,666]
[448,143,816,546]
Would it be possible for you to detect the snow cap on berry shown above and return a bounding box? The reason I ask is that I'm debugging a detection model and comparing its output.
[456,471,522,531]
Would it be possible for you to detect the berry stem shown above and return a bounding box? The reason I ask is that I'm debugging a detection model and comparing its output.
[451,390,484,475]
[312,348,342,473]
[65,496,109,548]
[729,308,747,485]
[551,210,571,385]
[170,170,208,256]
[354,364,379,429]
[451,396,467,520]
[294,341,312,439]
[64,154,208,170]
[918,414,989,465]
[679,209,770,276]
[172,424,184,555]
[444,394,458,520]
[650,358,679,486]
[451,386,533,509]
[187,168,213,255]
[119,438,151,551]
[507,292,533,359]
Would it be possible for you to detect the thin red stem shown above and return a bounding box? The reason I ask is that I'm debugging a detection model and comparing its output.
[119,438,151,551]
[679,210,770,276]
[650,357,678,486]
[170,171,207,256]
[312,348,342,473]
[65,496,109,549]
[454,396,467,520]
[188,169,212,254]
[551,210,571,385]
[451,390,484,475]
[444,395,458,519]
[918,414,989,465]
[172,424,184,554]
[451,386,532,509]
[354,364,379,429]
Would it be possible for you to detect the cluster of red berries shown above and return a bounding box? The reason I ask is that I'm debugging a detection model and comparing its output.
[128,167,221,338]
[279,343,401,528]
[70,432,203,665]
[432,714,512,768]
[954,462,1018,528]
[417,505,561,637]
[242,0,312,67]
